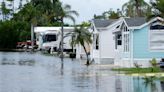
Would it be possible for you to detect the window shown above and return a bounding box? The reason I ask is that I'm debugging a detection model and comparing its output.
[117,34,122,45]
[43,34,57,43]
[115,34,122,49]
[150,21,164,30]
[93,34,99,50]
[116,25,120,29]
[150,25,164,30]
[123,26,130,52]
[96,35,99,50]
[149,21,164,51]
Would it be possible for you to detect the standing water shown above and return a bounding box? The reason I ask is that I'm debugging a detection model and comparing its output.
[0,52,163,92]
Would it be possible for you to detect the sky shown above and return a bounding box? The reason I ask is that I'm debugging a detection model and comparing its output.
[61,0,150,24]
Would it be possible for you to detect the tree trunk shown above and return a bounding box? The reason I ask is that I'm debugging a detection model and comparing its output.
[61,18,64,62]
[82,44,90,65]
[71,36,74,53]
[135,0,141,17]
[31,24,34,51]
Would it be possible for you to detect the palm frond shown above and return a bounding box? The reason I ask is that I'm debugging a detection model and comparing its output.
[63,4,71,10]
[65,14,76,23]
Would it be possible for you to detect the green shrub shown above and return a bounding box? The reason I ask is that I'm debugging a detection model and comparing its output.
[0,21,19,49]
[150,58,158,67]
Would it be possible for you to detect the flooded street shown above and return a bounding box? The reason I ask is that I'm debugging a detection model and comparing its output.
[0,52,163,92]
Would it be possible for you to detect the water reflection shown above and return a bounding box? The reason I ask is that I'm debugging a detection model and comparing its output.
[0,52,163,92]
[161,80,164,91]
[18,60,35,66]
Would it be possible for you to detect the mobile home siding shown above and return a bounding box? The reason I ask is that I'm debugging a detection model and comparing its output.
[133,26,164,58]
[99,29,115,59]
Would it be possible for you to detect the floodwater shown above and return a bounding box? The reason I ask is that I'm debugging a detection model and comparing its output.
[0,52,163,92]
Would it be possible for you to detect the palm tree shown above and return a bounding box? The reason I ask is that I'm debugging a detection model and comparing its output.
[71,25,92,65]
[56,3,79,62]
[122,0,151,17]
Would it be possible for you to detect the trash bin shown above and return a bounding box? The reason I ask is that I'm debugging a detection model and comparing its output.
[69,53,76,58]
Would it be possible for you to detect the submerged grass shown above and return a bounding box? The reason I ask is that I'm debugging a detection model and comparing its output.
[112,67,161,74]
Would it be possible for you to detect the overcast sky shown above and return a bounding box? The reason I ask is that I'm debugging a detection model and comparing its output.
[61,0,150,24]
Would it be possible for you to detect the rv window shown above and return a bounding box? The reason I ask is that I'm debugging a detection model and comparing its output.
[43,34,57,42]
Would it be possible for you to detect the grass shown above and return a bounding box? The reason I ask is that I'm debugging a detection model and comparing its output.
[112,67,161,74]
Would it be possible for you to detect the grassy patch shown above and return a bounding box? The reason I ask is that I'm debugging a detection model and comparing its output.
[112,67,161,74]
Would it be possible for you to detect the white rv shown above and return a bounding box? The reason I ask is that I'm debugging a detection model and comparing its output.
[42,30,60,53]
[34,27,74,53]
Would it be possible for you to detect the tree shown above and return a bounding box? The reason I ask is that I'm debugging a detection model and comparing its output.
[103,9,121,19]
[71,25,92,65]
[122,0,151,17]
[6,0,15,14]
[12,0,64,42]
[93,9,121,19]
[0,20,19,49]
[94,14,105,19]
[1,1,10,21]
[57,3,79,62]
[150,0,164,18]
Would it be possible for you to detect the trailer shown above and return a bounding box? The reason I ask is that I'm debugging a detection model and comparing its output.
[34,27,75,54]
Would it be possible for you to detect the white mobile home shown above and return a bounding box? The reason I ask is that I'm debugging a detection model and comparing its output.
[90,19,119,64]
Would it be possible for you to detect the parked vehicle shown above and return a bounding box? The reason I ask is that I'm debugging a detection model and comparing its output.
[16,41,37,49]
[42,32,59,53]
[34,27,76,54]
